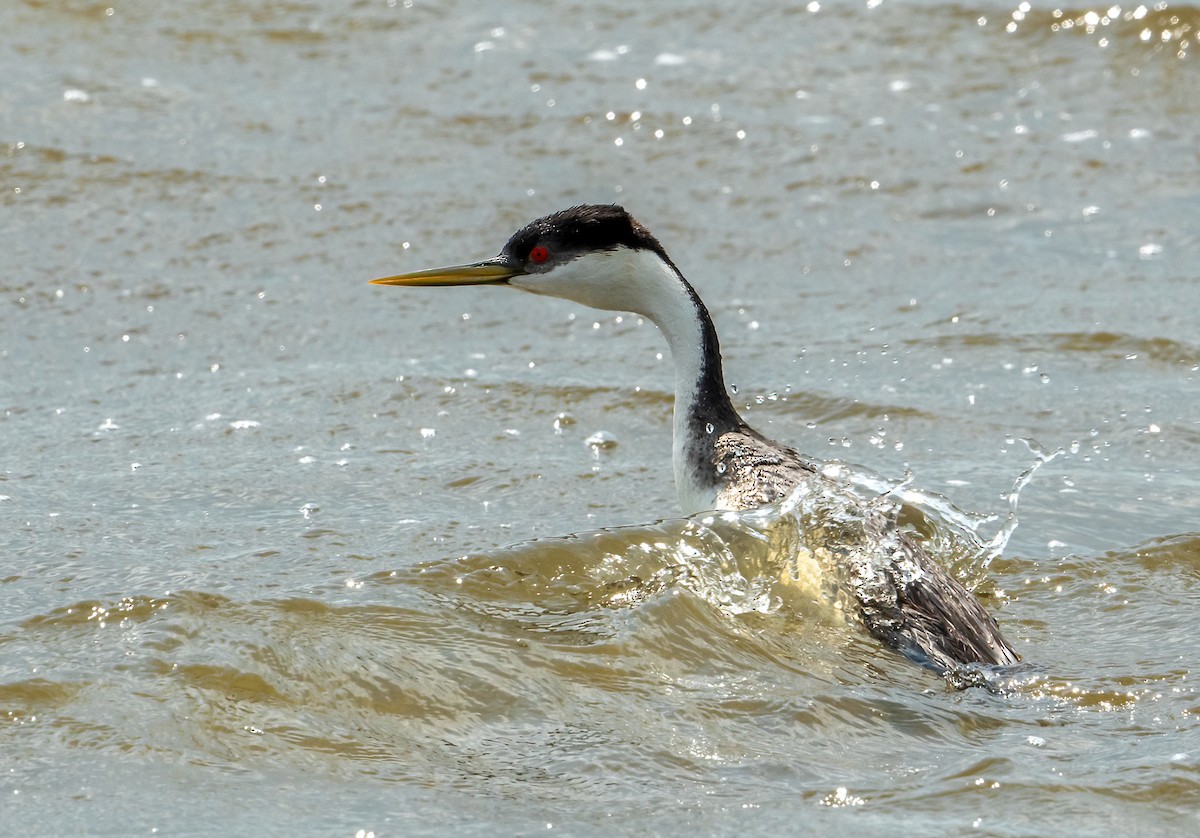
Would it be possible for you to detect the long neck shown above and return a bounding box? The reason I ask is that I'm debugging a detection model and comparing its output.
[526,245,746,512]
[633,259,744,512]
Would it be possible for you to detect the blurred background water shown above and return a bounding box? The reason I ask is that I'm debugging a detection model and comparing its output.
[3,1,1199,834]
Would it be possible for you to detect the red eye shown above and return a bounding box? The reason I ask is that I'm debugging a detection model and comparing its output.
[529,245,550,264]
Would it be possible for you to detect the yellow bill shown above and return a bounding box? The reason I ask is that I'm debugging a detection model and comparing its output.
[370,259,521,287]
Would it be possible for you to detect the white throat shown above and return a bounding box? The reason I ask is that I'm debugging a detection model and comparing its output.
[511,247,728,513]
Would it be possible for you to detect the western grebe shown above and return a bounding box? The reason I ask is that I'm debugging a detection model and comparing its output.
[371,204,1020,675]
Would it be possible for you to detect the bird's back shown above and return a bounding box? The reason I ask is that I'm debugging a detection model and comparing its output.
[712,427,1021,674]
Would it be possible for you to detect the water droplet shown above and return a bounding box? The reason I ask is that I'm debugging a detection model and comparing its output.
[585,430,618,451]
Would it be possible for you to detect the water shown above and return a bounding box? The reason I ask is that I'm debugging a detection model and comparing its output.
[4,1,1200,834]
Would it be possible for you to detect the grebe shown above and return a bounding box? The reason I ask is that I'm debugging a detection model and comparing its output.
[371,204,1020,675]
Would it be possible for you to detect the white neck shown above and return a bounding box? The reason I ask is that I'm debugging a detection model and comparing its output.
[654,283,726,513]
[631,257,724,514]
[512,248,740,513]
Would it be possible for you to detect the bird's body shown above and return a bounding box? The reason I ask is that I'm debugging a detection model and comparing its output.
[372,204,1021,676]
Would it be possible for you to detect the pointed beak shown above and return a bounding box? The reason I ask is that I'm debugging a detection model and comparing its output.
[369,257,522,287]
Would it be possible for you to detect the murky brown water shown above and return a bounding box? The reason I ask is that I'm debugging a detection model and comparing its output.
[3,1,1199,834]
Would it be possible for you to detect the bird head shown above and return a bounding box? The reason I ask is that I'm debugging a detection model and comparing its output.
[370,204,683,317]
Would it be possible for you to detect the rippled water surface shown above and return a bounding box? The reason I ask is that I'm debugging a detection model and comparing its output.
[4,1,1200,834]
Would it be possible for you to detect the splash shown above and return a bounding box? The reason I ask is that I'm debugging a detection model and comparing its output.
[388,447,1057,687]
[829,438,1062,573]
[658,443,1059,681]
